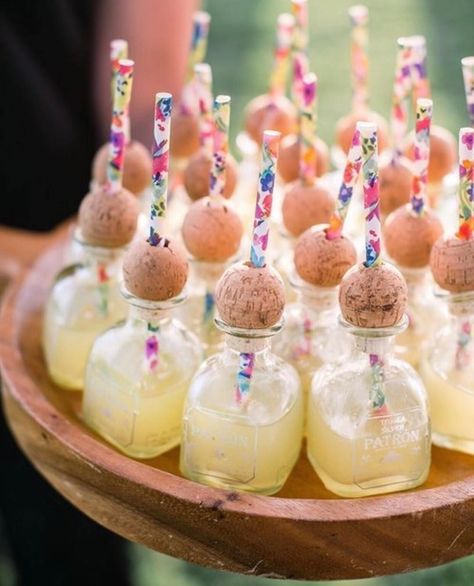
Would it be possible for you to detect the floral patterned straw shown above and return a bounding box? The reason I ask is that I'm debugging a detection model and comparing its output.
[187,11,211,81]
[407,35,431,101]
[291,0,309,107]
[106,59,134,194]
[410,98,433,216]
[390,38,416,162]
[194,63,214,156]
[359,121,380,267]
[110,39,128,100]
[326,126,364,240]
[148,92,172,247]
[462,57,474,126]
[210,95,231,200]
[298,73,317,185]
[269,13,295,98]
[236,130,281,405]
[457,127,474,241]
[250,131,281,267]
[349,5,369,114]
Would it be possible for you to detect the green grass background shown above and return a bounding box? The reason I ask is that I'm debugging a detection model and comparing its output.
[130,1,474,585]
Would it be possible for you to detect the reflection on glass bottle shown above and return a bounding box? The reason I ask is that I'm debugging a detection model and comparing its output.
[43,231,127,390]
[83,288,202,458]
[180,319,304,495]
[307,316,430,497]
[420,290,474,454]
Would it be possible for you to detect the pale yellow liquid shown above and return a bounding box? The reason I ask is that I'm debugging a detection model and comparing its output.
[83,351,190,459]
[43,274,126,390]
[181,372,304,494]
[420,358,474,454]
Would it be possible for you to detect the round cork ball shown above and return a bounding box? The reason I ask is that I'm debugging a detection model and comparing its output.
[379,157,413,216]
[183,149,238,201]
[92,140,152,196]
[282,180,335,237]
[339,262,408,327]
[78,186,139,248]
[123,238,188,301]
[335,110,389,155]
[294,226,357,287]
[430,236,474,293]
[170,109,200,159]
[278,133,329,183]
[182,197,243,262]
[383,205,443,268]
[404,125,456,184]
[215,262,285,329]
[244,94,296,144]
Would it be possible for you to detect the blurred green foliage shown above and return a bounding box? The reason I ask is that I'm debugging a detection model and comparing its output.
[132,0,474,584]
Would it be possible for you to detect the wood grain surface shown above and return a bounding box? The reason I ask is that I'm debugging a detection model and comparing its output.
[1,232,474,580]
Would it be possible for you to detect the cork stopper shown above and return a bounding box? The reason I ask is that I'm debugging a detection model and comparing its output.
[430,236,474,293]
[244,94,296,144]
[294,226,357,287]
[339,262,408,327]
[92,140,152,195]
[384,205,443,268]
[183,149,238,201]
[282,180,335,237]
[405,125,456,184]
[336,110,389,155]
[379,157,413,216]
[215,261,285,329]
[123,238,188,301]
[169,109,200,158]
[78,185,139,247]
[278,134,329,183]
[182,197,243,262]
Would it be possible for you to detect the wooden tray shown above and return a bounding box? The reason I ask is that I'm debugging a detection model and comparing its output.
[1,232,474,581]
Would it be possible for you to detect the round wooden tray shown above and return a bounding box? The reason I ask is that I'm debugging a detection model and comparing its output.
[1,234,474,581]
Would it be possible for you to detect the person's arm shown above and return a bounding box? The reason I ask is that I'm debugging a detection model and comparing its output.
[94,0,198,145]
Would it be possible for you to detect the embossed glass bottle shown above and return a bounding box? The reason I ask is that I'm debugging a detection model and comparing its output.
[83,287,202,458]
[273,275,351,402]
[420,290,474,454]
[43,231,127,390]
[180,318,304,494]
[307,316,430,497]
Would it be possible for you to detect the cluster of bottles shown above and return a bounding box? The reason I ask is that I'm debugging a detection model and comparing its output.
[42,4,474,500]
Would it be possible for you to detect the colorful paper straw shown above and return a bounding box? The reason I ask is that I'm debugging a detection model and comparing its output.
[462,57,474,126]
[326,126,364,239]
[250,131,281,267]
[349,5,369,113]
[299,73,317,185]
[106,59,134,194]
[269,13,295,98]
[209,95,231,200]
[110,39,128,101]
[291,0,309,107]
[457,127,474,241]
[148,92,172,247]
[359,121,380,267]
[410,98,433,216]
[187,11,211,81]
[194,63,214,156]
[407,35,431,101]
[390,38,416,161]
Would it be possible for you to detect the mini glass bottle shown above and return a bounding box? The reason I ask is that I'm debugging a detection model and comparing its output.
[175,259,226,356]
[420,290,474,454]
[43,230,127,390]
[394,267,448,369]
[307,315,431,498]
[180,318,304,495]
[83,287,203,458]
[273,274,351,402]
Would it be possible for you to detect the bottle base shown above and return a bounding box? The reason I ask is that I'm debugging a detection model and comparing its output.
[47,367,84,391]
[180,466,288,496]
[432,432,474,455]
[307,451,430,498]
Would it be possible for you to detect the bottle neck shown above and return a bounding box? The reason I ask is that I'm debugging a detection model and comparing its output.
[225,334,271,354]
[122,286,186,328]
[340,315,409,360]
